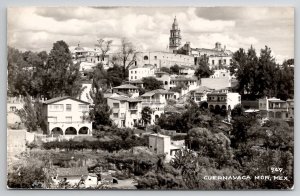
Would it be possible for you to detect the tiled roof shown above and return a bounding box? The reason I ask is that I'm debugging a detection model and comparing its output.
[43,96,90,105]
[56,167,88,177]
[141,89,174,97]
[192,86,213,93]
[113,84,139,89]
[171,76,198,81]
[108,95,142,102]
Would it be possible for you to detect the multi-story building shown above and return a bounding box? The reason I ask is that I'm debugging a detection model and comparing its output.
[155,71,172,90]
[141,89,175,124]
[128,64,156,81]
[207,91,241,111]
[134,51,195,69]
[178,65,195,76]
[170,75,199,92]
[107,94,142,128]
[42,96,92,136]
[258,97,294,120]
[190,86,213,103]
[148,133,185,162]
[112,84,139,98]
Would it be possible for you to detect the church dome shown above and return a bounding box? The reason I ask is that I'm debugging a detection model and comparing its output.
[75,43,84,51]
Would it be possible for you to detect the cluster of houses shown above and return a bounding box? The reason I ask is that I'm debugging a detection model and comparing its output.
[7,16,294,167]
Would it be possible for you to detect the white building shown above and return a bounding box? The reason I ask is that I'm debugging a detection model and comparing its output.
[258,97,294,120]
[107,94,142,128]
[148,133,185,162]
[190,86,213,103]
[141,89,175,124]
[170,75,199,93]
[42,96,92,136]
[179,66,195,76]
[112,84,139,98]
[134,51,195,69]
[207,91,241,111]
[128,64,156,81]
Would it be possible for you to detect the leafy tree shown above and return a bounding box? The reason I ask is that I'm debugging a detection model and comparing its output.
[106,65,124,87]
[231,104,245,117]
[160,67,171,74]
[16,95,38,132]
[170,64,180,75]
[34,40,82,99]
[89,69,112,127]
[194,55,213,79]
[141,106,152,125]
[142,77,163,91]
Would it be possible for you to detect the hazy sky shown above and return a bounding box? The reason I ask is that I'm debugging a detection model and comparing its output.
[7,7,294,63]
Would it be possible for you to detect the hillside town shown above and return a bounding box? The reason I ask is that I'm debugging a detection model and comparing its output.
[7,13,294,190]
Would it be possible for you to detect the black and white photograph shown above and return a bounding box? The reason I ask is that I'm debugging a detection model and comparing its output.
[6,6,294,190]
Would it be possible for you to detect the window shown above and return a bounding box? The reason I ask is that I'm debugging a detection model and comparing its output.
[48,116,57,123]
[154,56,157,60]
[79,104,88,111]
[224,59,227,64]
[9,106,16,112]
[219,59,222,65]
[131,71,133,74]
[66,104,72,111]
[66,116,72,123]
[113,113,118,118]
[144,55,149,60]
[113,103,119,108]
[135,76,137,79]
[49,104,63,112]
[212,60,215,65]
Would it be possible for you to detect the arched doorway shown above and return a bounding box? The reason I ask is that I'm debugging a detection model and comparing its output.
[214,105,221,114]
[268,111,275,118]
[78,127,89,135]
[51,127,63,136]
[221,105,227,116]
[209,105,214,113]
[65,127,77,135]
[200,102,208,109]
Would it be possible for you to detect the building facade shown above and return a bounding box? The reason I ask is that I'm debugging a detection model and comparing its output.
[134,51,195,69]
[112,84,139,98]
[43,96,92,136]
[207,91,241,111]
[141,89,175,124]
[148,133,185,162]
[258,97,294,120]
[128,64,156,81]
[107,94,142,128]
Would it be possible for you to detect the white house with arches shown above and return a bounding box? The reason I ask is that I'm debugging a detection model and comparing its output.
[42,96,92,136]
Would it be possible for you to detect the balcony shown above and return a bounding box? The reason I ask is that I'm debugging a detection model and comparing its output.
[129,106,138,110]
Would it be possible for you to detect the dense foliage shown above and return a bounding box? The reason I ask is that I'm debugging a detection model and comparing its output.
[230,46,294,100]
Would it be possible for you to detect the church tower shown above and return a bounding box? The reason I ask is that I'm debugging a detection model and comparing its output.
[169,16,181,53]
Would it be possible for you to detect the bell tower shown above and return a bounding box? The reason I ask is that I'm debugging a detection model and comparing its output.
[169,16,181,53]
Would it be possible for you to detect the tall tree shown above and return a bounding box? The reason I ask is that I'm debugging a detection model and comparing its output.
[42,40,82,98]
[142,77,163,91]
[141,106,152,125]
[194,55,213,79]
[89,66,112,127]
[111,38,137,79]
[17,95,38,132]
